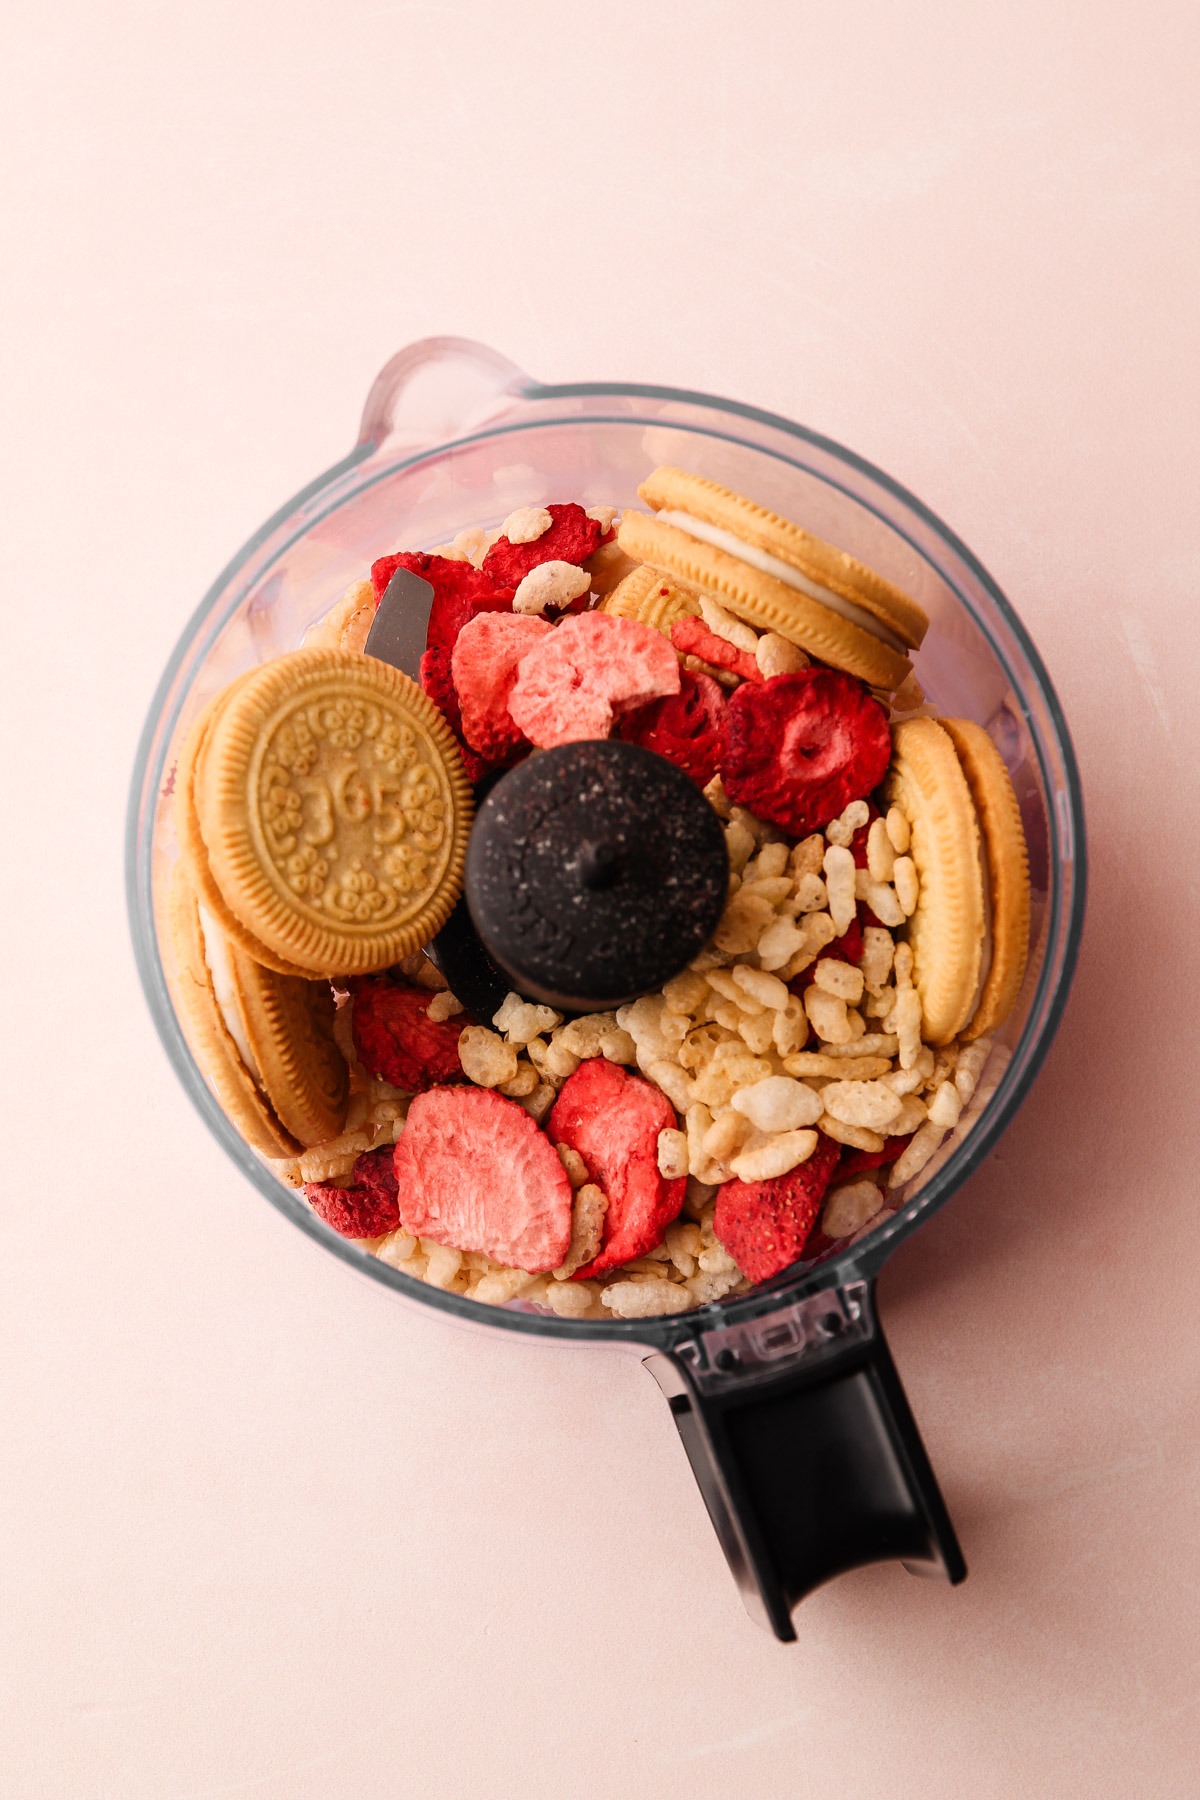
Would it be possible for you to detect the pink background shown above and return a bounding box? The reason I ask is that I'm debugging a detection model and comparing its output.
[3,2,1198,1794]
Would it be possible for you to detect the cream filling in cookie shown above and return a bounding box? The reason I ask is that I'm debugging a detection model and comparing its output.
[654,509,910,656]
[197,903,264,1085]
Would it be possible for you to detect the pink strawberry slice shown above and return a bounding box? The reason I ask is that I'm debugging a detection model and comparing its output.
[451,611,553,762]
[393,1086,573,1273]
[508,612,680,747]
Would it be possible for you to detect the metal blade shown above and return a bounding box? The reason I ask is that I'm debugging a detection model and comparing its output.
[363,567,436,677]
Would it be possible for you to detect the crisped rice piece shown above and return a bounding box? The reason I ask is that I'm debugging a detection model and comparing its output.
[867,817,897,883]
[729,1129,818,1182]
[825,799,871,847]
[927,1080,963,1130]
[493,991,563,1045]
[804,987,855,1045]
[893,987,924,1071]
[553,1183,609,1279]
[783,1052,893,1080]
[889,1121,947,1187]
[657,1128,690,1180]
[815,1033,898,1059]
[820,1079,904,1134]
[714,889,775,954]
[823,844,857,936]
[822,1176,887,1239]
[459,1026,519,1089]
[817,1115,886,1153]
[860,926,895,995]
[885,805,911,853]
[601,1279,694,1318]
[731,1076,823,1134]
[812,958,865,1004]
[855,869,906,927]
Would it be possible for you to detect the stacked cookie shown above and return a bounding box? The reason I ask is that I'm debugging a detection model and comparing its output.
[616,466,928,693]
[885,716,1030,1045]
[170,645,474,1150]
[167,865,349,1157]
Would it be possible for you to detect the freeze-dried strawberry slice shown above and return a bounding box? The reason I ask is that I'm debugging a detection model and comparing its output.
[482,503,608,589]
[848,803,881,870]
[451,612,553,761]
[370,549,512,623]
[508,612,681,747]
[418,645,490,782]
[713,1134,841,1283]
[393,1087,573,1272]
[351,978,465,1092]
[548,1059,686,1280]
[670,615,762,685]
[616,669,728,787]
[305,1146,401,1240]
[722,670,891,838]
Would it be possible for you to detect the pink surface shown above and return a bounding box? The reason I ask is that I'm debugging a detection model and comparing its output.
[2,2,1199,1794]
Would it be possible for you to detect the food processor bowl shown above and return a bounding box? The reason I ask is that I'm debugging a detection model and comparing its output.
[127,337,1085,1639]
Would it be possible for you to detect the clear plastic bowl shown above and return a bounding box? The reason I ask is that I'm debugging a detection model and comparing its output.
[127,337,1086,1636]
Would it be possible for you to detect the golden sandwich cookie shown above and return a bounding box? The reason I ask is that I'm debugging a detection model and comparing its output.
[176,674,313,977]
[183,647,473,978]
[167,865,348,1154]
[885,716,1030,1046]
[938,718,1031,1040]
[599,563,700,634]
[640,467,929,647]
[617,465,928,692]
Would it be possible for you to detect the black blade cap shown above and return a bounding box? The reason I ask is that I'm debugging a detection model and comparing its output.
[464,739,729,1013]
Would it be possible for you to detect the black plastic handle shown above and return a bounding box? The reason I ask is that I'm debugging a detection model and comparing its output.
[645,1281,965,1640]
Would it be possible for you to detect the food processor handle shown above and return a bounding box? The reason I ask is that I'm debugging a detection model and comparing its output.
[644,1286,965,1640]
[356,336,528,452]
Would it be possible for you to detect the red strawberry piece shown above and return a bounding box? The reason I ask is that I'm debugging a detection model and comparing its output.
[721,669,892,838]
[482,503,607,590]
[393,1087,573,1272]
[833,911,864,965]
[451,612,553,761]
[713,1133,841,1283]
[670,615,762,685]
[370,549,512,620]
[351,978,466,1092]
[616,669,728,787]
[370,552,514,776]
[508,612,681,747]
[418,644,490,781]
[837,1134,912,1179]
[305,1146,401,1240]
[548,1059,686,1279]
